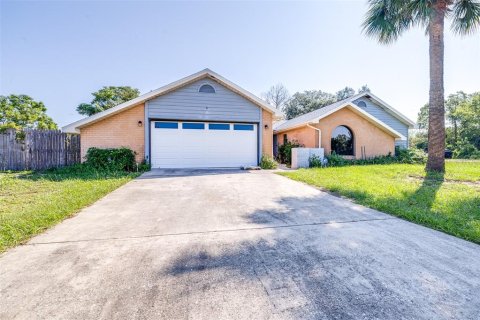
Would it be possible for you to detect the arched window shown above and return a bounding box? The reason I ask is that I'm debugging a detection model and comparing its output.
[199,84,216,93]
[331,125,354,155]
[357,101,367,108]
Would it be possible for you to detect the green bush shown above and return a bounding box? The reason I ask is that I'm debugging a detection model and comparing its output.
[309,154,323,168]
[395,147,427,164]
[85,147,137,171]
[278,139,304,165]
[260,155,278,169]
[322,148,426,168]
[453,139,480,159]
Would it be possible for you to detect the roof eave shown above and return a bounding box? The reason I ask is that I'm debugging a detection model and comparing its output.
[62,69,275,133]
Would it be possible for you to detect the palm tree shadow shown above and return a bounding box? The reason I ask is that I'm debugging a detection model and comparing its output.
[411,171,445,210]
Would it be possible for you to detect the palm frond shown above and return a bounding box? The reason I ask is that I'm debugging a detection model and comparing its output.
[408,0,434,27]
[451,0,480,34]
[362,0,415,44]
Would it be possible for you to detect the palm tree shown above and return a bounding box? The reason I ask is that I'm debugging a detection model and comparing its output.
[363,0,480,172]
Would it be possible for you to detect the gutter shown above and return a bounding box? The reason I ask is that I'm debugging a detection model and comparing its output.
[306,123,321,148]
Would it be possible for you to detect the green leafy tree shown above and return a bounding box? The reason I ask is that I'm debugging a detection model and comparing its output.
[283,85,373,120]
[77,86,140,116]
[454,92,480,150]
[283,90,336,120]
[358,85,371,93]
[363,0,480,172]
[417,104,430,129]
[335,87,356,101]
[445,91,468,146]
[0,94,57,132]
[416,91,480,157]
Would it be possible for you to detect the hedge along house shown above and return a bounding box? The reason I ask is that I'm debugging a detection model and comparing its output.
[273,92,415,159]
[62,69,276,168]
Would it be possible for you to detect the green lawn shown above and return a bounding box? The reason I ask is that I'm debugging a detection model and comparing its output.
[0,166,140,253]
[278,161,480,243]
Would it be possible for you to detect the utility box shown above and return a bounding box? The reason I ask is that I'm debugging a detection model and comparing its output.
[291,148,324,169]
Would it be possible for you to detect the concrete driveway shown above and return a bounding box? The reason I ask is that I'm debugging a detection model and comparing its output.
[1,169,479,319]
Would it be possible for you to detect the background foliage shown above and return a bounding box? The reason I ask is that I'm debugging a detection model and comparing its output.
[412,91,480,159]
[282,86,370,120]
[77,86,140,116]
[0,95,57,132]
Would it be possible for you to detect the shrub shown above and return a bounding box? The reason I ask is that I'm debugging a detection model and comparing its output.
[260,155,278,169]
[321,148,426,168]
[309,154,323,168]
[326,152,349,167]
[278,139,304,165]
[85,147,137,171]
[453,139,480,159]
[396,147,427,164]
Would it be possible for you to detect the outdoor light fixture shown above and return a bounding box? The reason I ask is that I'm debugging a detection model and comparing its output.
[138,121,143,127]
[264,124,269,129]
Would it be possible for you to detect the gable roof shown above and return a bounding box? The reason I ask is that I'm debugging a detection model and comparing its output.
[273,91,415,137]
[63,68,277,133]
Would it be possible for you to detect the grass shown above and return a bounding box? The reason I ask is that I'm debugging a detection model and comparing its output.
[278,160,480,244]
[0,165,140,253]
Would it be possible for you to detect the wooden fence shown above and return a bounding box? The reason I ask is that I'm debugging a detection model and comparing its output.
[0,129,81,171]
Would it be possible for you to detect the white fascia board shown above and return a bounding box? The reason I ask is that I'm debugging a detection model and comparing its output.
[62,68,275,133]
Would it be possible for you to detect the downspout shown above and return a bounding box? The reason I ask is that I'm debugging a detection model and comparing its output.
[307,123,321,148]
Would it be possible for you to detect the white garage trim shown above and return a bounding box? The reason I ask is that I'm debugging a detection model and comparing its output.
[150,121,258,168]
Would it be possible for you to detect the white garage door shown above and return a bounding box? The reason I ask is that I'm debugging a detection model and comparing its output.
[150,121,258,168]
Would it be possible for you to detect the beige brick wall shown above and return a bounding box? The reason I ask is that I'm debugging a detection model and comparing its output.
[80,103,145,162]
[277,107,396,159]
[315,107,395,158]
[262,110,273,157]
[278,126,317,148]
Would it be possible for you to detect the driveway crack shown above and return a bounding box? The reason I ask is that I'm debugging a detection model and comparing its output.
[26,217,398,246]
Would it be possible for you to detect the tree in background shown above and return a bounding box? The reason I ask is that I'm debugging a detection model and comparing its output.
[283,90,336,120]
[417,104,430,129]
[282,86,372,120]
[0,94,57,132]
[335,87,356,101]
[363,0,480,172]
[261,83,290,110]
[77,86,140,116]
[358,85,371,94]
[414,91,480,159]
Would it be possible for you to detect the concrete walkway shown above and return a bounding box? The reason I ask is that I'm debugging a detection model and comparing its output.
[1,169,479,319]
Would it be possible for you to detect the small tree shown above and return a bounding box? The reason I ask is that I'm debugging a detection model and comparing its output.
[77,86,140,116]
[0,94,57,132]
[261,83,290,110]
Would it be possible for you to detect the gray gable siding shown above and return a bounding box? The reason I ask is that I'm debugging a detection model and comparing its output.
[353,97,409,148]
[147,79,261,122]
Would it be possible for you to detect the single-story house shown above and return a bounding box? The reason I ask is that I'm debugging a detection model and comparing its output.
[273,92,415,159]
[63,69,276,168]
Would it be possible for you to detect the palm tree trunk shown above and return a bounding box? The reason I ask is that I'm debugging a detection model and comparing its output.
[426,1,446,172]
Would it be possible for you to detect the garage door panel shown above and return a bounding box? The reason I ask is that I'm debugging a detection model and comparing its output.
[151,121,257,168]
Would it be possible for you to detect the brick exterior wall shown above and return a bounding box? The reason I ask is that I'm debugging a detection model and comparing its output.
[80,103,145,162]
[277,107,396,159]
[262,109,273,157]
[278,126,318,148]
[315,107,395,158]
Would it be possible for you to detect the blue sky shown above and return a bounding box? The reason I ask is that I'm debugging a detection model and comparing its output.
[1,0,479,127]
